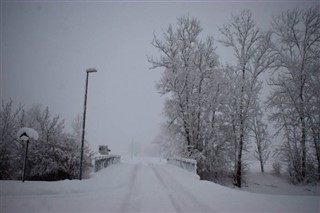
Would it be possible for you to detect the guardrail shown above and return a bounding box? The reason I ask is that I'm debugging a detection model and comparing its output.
[167,157,197,173]
[94,155,121,172]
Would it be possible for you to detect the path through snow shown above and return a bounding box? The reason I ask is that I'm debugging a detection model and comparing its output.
[1,157,319,212]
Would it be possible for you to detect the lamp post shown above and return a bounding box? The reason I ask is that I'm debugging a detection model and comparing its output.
[79,68,97,180]
[17,127,39,182]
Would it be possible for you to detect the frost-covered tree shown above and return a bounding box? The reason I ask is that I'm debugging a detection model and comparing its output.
[149,16,218,153]
[153,124,186,158]
[25,106,94,180]
[22,105,65,180]
[0,101,93,180]
[0,100,23,179]
[249,105,271,173]
[71,114,82,139]
[149,16,228,181]
[70,114,94,178]
[268,6,320,182]
[219,10,274,187]
[150,16,202,154]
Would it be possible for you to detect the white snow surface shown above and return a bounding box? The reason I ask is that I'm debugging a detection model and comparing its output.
[239,160,320,196]
[17,127,39,141]
[1,156,319,213]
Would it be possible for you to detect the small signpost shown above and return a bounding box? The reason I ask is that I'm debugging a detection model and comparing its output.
[17,127,39,182]
[99,145,111,155]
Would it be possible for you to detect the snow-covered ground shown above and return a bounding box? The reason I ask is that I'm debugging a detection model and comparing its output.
[239,160,320,196]
[1,156,319,213]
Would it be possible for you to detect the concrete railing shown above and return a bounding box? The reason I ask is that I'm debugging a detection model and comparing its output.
[94,155,121,172]
[167,157,197,173]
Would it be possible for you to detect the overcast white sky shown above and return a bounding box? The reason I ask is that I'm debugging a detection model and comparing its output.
[1,1,317,155]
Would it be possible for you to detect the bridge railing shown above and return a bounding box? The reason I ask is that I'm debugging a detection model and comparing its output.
[94,155,121,172]
[167,157,197,173]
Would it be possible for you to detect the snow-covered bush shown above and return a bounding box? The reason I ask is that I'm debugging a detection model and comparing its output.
[24,106,93,181]
[0,101,93,181]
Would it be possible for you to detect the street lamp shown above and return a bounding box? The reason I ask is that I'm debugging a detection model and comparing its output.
[79,68,97,180]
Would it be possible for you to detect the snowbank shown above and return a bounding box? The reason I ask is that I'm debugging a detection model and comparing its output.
[1,157,319,213]
[239,160,320,196]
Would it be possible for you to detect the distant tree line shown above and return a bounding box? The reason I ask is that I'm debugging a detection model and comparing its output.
[0,100,93,181]
[150,7,320,187]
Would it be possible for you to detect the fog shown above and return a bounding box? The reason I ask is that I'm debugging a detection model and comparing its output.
[1,1,314,155]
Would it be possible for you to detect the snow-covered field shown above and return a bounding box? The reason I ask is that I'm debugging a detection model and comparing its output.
[239,160,320,196]
[1,156,319,213]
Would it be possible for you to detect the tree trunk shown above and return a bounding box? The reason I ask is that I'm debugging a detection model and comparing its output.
[312,130,320,180]
[259,153,264,173]
[232,119,238,178]
[258,129,264,173]
[299,69,306,180]
[236,128,244,187]
[183,119,191,154]
[301,116,306,179]
[316,139,320,180]
[236,67,245,188]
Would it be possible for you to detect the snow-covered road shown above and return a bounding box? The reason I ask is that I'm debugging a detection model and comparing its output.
[1,157,319,212]
[118,160,211,213]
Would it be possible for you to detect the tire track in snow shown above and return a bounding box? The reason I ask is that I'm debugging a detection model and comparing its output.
[152,166,183,213]
[154,165,213,213]
[118,164,141,213]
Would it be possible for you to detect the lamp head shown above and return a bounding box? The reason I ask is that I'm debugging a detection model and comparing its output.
[86,68,97,73]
